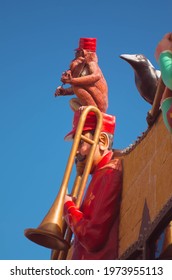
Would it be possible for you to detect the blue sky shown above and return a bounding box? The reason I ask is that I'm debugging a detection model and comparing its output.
[0,0,171,260]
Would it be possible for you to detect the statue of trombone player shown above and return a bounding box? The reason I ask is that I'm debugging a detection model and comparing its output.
[63,107,123,260]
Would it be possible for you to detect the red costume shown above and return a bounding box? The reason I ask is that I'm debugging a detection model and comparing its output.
[64,109,123,259]
[64,152,122,259]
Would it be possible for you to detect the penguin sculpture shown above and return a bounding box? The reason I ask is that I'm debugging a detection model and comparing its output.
[120,54,161,104]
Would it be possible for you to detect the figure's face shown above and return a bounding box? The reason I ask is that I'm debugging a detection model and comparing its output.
[76,131,102,173]
[75,49,84,59]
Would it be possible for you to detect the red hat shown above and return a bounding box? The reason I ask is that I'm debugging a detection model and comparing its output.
[64,110,116,141]
[76,38,97,52]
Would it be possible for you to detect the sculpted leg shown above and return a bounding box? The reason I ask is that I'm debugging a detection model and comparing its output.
[72,87,98,108]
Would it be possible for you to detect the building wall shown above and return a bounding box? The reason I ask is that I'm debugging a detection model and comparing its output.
[118,113,172,257]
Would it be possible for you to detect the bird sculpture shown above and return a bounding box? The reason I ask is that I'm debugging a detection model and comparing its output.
[120,54,161,104]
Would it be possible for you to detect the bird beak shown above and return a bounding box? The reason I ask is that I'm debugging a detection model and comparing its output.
[120,54,137,62]
[120,54,140,67]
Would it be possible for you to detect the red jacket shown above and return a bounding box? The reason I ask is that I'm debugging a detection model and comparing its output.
[64,151,123,259]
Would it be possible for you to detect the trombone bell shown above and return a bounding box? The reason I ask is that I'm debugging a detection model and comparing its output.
[24,223,69,251]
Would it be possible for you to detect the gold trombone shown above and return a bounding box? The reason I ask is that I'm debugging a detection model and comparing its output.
[24,106,103,259]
